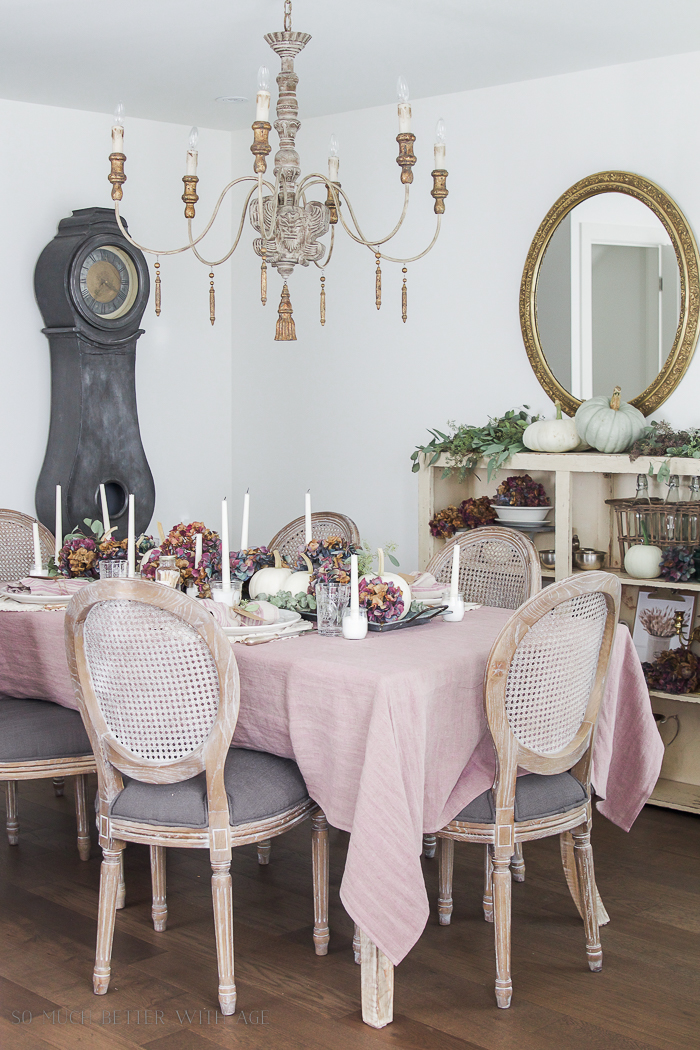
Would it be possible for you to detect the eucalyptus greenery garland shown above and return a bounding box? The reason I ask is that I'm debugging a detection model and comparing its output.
[410,409,541,482]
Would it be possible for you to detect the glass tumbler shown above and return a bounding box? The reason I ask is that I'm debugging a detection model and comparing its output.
[315,583,350,637]
[99,559,129,580]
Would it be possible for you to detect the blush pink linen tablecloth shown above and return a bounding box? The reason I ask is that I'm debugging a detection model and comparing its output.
[0,603,663,966]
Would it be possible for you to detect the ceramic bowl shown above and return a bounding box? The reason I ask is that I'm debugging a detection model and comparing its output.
[539,549,556,569]
[491,505,552,523]
[574,548,606,571]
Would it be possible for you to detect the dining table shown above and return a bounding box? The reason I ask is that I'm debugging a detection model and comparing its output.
[0,580,664,1028]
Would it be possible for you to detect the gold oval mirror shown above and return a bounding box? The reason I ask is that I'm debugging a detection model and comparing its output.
[520,171,700,416]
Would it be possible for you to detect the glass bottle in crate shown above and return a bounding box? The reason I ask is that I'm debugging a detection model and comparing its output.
[155,554,180,588]
[665,474,680,543]
[633,474,650,546]
[689,477,700,548]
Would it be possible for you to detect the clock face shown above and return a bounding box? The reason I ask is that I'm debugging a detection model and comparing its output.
[78,245,138,320]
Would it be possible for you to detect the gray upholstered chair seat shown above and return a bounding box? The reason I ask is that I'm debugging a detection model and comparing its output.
[454,772,588,824]
[110,747,310,828]
[0,697,92,762]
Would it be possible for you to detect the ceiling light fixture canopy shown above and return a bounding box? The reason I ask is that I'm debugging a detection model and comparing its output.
[107,0,449,338]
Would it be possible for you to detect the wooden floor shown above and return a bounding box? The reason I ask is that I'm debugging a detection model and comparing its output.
[0,778,699,1050]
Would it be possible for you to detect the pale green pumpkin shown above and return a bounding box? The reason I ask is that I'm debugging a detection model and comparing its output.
[574,386,646,454]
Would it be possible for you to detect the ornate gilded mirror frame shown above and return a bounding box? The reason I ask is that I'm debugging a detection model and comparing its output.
[520,171,700,416]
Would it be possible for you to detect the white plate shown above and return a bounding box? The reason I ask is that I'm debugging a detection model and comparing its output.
[0,590,73,606]
[220,608,301,637]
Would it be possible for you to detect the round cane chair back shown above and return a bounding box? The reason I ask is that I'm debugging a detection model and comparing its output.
[485,572,620,774]
[425,527,541,610]
[66,580,239,783]
[0,508,55,582]
[269,512,360,566]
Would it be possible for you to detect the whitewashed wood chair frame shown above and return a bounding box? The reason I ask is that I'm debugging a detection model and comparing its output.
[424,526,541,870]
[436,571,620,1008]
[65,579,329,1016]
[1,508,86,836]
[268,511,360,569]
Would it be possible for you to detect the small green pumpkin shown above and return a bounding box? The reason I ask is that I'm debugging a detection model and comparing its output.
[575,386,646,454]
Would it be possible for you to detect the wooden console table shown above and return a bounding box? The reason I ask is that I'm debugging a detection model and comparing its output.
[418,450,700,815]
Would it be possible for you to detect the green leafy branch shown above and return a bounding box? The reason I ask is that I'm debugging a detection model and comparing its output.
[410,409,540,482]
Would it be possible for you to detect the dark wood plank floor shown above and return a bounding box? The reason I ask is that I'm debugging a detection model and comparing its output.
[0,777,698,1049]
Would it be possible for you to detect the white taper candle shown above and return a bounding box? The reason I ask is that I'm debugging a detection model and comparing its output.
[32,522,42,574]
[350,553,359,615]
[241,489,250,551]
[305,490,312,544]
[450,541,460,599]
[54,485,62,563]
[99,484,111,534]
[127,495,135,577]
[221,497,231,589]
[194,532,202,569]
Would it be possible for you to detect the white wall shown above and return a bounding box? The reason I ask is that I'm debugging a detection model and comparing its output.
[228,49,700,568]
[0,98,232,537]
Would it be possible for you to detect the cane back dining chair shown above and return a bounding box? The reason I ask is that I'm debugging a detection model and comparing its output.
[65,579,330,1015]
[268,512,360,569]
[423,526,541,869]
[0,508,93,848]
[436,571,620,1008]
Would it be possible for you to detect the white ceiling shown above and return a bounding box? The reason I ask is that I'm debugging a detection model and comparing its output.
[1,0,700,130]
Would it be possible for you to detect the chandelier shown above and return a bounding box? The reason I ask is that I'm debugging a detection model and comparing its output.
[107,0,449,340]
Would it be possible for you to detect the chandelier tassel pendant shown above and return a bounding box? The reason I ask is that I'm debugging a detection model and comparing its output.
[261,258,268,306]
[154,259,161,317]
[401,267,408,323]
[209,272,216,326]
[375,253,382,310]
[320,274,326,326]
[275,283,296,341]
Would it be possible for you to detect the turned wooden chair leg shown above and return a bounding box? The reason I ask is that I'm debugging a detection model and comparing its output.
[437,836,454,925]
[311,811,330,956]
[211,859,236,1016]
[572,823,603,972]
[150,846,167,932]
[5,781,19,845]
[423,833,437,858]
[257,838,271,865]
[52,776,65,798]
[353,923,361,964]
[511,841,525,882]
[116,850,126,910]
[94,846,123,995]
[492,854,513,1009]
[74,774,91,861]
[483,844,494,922]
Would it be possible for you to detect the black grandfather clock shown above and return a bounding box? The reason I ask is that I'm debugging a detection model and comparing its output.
[35,207,155,540]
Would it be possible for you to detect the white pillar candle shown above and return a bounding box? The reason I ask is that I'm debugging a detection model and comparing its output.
[32,522,43,574]
[54,485,62,563]
[194,532,202,569]
[450,541,460,599]
[99,483,111,534]
[127,495,135,577]
[350,553,359,615]
[241,489,250,551]
[305,490,312,544]
[221,497,231,589]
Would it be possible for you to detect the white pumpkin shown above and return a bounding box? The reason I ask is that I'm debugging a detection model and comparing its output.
[248,549,292,599]
[285,554,314,597]
[624,543,662,580]
[361,548,412,620]
[575,386,646,454]
[523,401,581,453]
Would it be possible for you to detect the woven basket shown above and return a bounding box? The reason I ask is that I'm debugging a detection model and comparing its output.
[605,498,700,563]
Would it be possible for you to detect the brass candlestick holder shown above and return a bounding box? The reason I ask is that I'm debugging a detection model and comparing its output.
[431,169,449,214]
[108,153,126,201]
[396,133,417,184]
[181,176,199,219]
[250,121,272,174]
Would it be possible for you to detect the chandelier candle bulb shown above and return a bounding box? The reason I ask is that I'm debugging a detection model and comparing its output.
[221,497,231,590]
[241,489,250,551]
[111,101,124,152]
[32,522,42,575]
[305,490,312,544]
[194,532,203,570]
[54,485,62,563]
[434,118,446,168]
[186,127,199,176]
[256,65,271,122]
[127,494,135,578]
[397,76,411,133]
[328,134,340,180]
[99,483,111,534]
